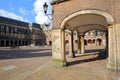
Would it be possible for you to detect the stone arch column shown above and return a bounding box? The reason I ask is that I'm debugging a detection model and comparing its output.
[77,35,81,53]
[107,24,120,71]
[68,30,75,57]
[52,29,67,67]
[107,24,117,71]
[80,35,85,54]
[77,34,85,54]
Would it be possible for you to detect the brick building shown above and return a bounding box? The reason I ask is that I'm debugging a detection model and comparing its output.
[51,0,120,71]
[0,16,46,47]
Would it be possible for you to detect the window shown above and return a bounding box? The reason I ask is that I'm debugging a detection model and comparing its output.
[15,28,18,33]
[6,26,9,32]
[19,28,22,33]
[25,29,28,34]
[11,27,14,33]
[1,25,4,31]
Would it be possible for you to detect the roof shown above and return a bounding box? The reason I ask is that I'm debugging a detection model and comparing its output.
[0,16,29,27]
[32,23,41,29]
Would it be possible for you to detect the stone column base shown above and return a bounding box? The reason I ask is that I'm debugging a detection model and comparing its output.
[77,50,80,53]
[107,63,120,72]
[81,52,85,54]
[52,59,67,67]
[68,52,75,58]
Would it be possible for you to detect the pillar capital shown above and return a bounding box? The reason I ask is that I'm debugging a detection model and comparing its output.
[107,23,114,28]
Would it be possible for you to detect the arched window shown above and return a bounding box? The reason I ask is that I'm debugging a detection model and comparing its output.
[97,38,102,45]
[88,39,92,45]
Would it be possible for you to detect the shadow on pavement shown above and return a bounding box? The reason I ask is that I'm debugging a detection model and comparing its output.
[68,49,108,66]
[0,48,52,60]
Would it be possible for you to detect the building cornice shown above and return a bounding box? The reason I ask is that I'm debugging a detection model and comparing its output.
[51,0,69,5]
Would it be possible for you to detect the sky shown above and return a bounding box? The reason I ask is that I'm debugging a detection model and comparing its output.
[0,0,52,24]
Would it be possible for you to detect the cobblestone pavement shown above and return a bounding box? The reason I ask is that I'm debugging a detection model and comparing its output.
[0,46,120,80]
[0,46,52,80]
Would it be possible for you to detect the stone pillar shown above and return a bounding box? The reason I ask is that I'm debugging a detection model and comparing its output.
[114,24,120,72]
[68,31,75,57]
[107,24,120,71]
[107,25,115,71]
[80,35,85,54]
[77,35,81,53]
[52,29,67,67]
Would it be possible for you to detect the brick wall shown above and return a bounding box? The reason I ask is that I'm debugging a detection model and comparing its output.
[52,0,120,29]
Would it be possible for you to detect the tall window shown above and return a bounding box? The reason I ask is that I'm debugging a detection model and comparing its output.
[0,25,5,37]
[6,26,9,32]
[15,27,18,33]
[1,25,4,31]
[11,27,14,33]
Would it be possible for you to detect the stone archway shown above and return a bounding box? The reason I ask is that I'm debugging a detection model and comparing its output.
[52,9,120,71]
[60,10,114,29]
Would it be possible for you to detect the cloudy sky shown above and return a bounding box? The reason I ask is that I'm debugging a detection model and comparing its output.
[0,0,52,24]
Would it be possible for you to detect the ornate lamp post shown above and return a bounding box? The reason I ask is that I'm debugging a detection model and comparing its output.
[43,2,52,20]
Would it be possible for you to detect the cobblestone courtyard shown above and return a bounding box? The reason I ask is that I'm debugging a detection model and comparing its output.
[0,46,119,80]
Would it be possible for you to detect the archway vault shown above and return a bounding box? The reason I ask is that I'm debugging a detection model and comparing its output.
[61,10,114,33]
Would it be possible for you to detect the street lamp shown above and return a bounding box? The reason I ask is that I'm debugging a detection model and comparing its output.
[43,2,52,20]
[43,2,48,14]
